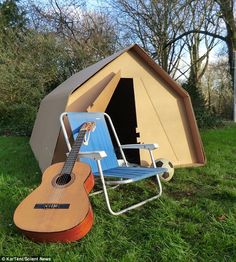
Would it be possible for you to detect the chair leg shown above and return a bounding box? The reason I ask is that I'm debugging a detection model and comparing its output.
[96,160,163,216]
[89,185,119,196]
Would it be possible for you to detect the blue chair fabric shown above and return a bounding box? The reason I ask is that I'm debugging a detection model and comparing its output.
[66,112,166,181]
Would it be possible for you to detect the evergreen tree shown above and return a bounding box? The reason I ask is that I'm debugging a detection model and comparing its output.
[0,0,27,32]
[182,79,222,128]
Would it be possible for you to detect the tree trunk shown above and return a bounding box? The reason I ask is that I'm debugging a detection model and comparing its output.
[216,0,236,83]
[225,25,236,83]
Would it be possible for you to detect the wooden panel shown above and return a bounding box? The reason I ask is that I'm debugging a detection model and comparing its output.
[67,72,115,111]
[183,97,206,164]
[133,77,179,166]
[135,76,198,166]
[87,71,121,112]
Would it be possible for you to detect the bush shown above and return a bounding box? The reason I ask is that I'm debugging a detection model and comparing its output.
[194,107,223,129]
[0,103,36,136]
[182,80,223,129]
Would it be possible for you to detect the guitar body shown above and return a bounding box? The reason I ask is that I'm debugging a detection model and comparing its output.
[14,161,95,242]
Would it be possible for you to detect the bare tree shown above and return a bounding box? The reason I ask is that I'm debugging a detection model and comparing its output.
[165,0,235,83]
[106,0,190,78]
[214,0,236,82]
[180,0,221,87]
[106,0,222,85]
[201,59,232,118]
[29,0,118,73]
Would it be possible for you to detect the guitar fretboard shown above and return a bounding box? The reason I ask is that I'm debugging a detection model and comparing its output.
[60,129,87,175]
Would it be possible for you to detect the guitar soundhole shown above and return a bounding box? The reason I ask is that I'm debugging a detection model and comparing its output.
[56,174,72,185]
[52,173,75,188]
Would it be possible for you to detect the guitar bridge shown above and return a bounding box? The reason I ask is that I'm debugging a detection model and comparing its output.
[34,203,70,209]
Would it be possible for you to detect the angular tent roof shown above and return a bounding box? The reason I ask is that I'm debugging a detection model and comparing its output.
[30,44,205,172]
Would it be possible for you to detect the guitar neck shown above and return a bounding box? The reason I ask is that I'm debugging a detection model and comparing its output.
[61,129,87,175]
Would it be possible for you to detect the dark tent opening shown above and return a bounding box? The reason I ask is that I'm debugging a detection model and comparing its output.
[105,78,140,164]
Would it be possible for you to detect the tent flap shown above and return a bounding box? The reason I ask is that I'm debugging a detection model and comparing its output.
[87,71,121,112]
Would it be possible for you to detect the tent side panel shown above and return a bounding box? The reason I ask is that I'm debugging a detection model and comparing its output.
[30,95,68,172]
[183,97,206,164]
[133,77,178,166]
[127,50,205,166]
[134,77,199,167]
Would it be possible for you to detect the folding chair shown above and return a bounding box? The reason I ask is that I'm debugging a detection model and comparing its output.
[60,112,167,215]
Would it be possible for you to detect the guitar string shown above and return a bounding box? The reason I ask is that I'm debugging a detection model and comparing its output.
[43,128,86,226]
[46,127,87,212]
[54,129,86,204]
[40,123,93,230]
[61,129,87,181]
[52,124,90,206]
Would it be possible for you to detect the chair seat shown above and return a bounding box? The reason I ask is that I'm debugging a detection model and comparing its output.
[94,166,167,185]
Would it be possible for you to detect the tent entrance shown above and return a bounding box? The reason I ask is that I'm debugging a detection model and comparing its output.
[105,78,140,164]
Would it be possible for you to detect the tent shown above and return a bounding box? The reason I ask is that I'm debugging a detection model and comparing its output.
[30,44,206,172]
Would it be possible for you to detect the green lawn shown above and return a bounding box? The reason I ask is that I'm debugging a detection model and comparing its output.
[0,125,236,261]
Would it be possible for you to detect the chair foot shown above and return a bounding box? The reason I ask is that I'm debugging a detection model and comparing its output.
[97,158,163,215]
[107,193,162,215]
[102,175,163,215]
[89,184,119,196]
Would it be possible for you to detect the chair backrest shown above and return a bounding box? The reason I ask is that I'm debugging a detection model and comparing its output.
[66,112,119,172]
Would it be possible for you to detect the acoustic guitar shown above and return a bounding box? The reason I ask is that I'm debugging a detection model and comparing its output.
[14,122,96,242]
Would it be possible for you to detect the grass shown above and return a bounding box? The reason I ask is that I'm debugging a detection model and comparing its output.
[0,124,236,261]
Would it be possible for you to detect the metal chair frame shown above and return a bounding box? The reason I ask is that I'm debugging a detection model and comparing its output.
[60,112,167,215]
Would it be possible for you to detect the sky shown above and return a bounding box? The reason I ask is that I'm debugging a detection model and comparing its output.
[86,0,102,10]
[39,0,227,80]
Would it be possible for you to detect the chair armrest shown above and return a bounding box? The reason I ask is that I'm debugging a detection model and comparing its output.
[66,151,107,160]
[78,151,107,160]
[121,144,158,150]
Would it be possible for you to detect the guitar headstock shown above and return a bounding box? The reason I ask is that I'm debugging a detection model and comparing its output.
[81,121,96,132]
[81,122,96,146]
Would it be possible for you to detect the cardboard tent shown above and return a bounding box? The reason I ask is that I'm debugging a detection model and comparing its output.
[30,44,206,172]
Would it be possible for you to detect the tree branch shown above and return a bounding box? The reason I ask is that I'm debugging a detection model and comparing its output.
[165,29,226,48]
